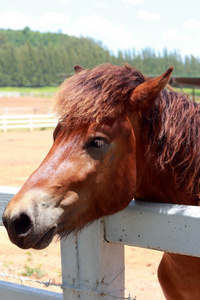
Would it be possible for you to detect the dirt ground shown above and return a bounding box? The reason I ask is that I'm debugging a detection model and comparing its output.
[0,97,165,299]
[0,97,54,114]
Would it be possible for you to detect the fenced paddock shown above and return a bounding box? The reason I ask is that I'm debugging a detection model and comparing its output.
[1,187,200,299]
[0,114,58,132]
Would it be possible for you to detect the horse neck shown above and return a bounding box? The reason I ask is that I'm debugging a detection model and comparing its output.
[132,114,197,206]
[134,156,193,205]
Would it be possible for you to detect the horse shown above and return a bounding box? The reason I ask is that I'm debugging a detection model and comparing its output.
[2,63,200,299]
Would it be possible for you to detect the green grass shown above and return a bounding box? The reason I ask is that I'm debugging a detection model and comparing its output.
[18,252,46,279]
[19,264,46,278]
[175,87,200,97]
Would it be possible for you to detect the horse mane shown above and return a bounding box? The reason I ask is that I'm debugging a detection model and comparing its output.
[55,64,145,128]
[55,63,200,199]
[144,90,200,199]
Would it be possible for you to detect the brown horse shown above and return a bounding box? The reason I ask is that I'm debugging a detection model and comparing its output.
[3,64,200,299]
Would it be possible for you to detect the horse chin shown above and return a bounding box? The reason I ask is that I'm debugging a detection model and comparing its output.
[32,227,57,250]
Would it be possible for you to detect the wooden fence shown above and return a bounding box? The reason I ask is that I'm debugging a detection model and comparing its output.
[0,114,58,132]
[1,186,200,299]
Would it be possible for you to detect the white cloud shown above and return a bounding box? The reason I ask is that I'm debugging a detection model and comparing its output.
[0,11,70,32]
[137,9,160,21]
[184,19,200,31]
[94,1,107,7]
[122,0,145,6]
[57,0,70,4]
[0,11,31,30]
[41,12,70,26]
[163,29,190,42]
[66,14,140,52]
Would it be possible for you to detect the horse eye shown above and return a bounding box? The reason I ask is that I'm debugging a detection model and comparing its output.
[87,137,108,150]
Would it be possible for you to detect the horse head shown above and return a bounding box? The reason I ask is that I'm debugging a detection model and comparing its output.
[2,64,173,250]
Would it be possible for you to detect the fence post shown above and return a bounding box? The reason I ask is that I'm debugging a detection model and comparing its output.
[2,115,7,133]
[29,116,34,131]
[60,219,125,300]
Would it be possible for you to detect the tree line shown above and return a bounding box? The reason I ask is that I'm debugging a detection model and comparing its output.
[0,27,199,87]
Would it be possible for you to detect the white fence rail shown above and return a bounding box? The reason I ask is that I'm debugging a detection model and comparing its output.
[0,114,58,132]
[1,187,200,299]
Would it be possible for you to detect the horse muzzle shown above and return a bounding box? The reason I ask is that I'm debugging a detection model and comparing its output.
[2,189,64,249]
[2,209,57,249]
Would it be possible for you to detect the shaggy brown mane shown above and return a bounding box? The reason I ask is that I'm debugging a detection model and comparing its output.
[144,90,200,199]
[55,64,145,127]
[55,63,200,199]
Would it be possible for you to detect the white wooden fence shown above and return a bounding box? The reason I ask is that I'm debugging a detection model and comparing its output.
[0,114,58,132]
[1,186,200,299]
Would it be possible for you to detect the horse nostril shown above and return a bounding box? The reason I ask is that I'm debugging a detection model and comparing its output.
[12,213,32,236]
[2,215,8,230]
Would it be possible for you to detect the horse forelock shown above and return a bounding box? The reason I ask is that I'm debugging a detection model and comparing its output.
[54,64,145,128]
[144,89,200,199]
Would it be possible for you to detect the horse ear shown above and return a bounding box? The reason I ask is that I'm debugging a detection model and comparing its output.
[74,65,85,74]
[130,66,174,112]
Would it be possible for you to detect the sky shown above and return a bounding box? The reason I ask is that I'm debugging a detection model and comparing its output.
[0,0,200,58]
